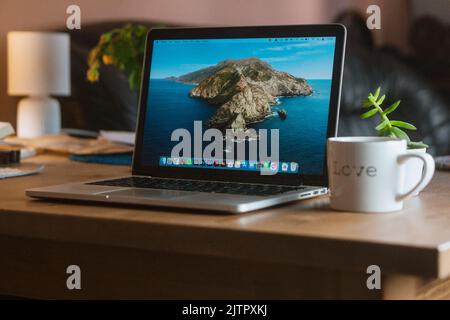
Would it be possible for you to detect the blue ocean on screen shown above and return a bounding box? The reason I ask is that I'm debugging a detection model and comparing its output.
[142,79,331,174]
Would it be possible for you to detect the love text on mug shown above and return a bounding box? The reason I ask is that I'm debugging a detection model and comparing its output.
[332,161,377,177]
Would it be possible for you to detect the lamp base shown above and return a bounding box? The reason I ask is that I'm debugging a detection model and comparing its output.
[17,96,61,138]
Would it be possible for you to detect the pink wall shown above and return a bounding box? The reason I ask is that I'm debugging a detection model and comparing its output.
[0,0,410,127]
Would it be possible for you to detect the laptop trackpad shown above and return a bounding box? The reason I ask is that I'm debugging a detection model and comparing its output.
[99,188,192,199]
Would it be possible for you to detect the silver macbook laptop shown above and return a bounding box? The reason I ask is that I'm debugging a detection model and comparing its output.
[27,24,346,213]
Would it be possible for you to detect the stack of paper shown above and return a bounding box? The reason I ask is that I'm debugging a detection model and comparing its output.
[0,122,14,140]
[100,131,135,145]
[5,133,133,155]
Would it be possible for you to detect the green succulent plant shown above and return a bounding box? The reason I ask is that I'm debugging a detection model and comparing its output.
[361,87,428,149]
[86,24,150,91]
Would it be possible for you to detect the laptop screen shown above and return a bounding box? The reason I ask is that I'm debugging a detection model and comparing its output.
[141,36,336,176]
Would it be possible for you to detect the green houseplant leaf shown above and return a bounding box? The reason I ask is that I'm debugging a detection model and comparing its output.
[383,100,401,116]
[377,94,386,105]
[360,108,378,119]
[86,24,151,91]
[390,120,417,130]
[390,127,410,141]
[407,141,429,149]
[375,120,389,131]
[360,87,427,150]
[373,87,381,100]
[363,99,373,108]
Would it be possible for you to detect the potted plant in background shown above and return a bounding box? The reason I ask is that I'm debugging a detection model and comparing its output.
[361,87,429,195]
[86,24,150,91]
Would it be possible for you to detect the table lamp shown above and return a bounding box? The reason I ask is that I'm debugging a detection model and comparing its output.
[7,32,70,138]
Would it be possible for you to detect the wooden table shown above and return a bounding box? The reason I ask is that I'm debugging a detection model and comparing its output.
[0,154,449,299]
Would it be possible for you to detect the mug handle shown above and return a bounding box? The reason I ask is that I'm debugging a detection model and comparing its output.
[396,152,435,201]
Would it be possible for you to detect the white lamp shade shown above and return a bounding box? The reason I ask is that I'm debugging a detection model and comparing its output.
[7,31,71,96]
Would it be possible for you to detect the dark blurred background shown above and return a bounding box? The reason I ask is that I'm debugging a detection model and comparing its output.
[1,0,449,154]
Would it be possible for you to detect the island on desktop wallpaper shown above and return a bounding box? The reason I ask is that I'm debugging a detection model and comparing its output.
[143,37,336,174]
[166,57,312,130]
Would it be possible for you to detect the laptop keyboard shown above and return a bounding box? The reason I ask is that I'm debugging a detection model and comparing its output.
[87,176,306,196]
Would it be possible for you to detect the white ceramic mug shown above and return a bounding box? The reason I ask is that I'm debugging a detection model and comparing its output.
[327,137,435,213]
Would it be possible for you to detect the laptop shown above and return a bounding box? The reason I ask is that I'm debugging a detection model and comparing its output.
[27,24,346,213]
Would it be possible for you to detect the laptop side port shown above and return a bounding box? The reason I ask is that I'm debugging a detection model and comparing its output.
[301,192,312,197]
